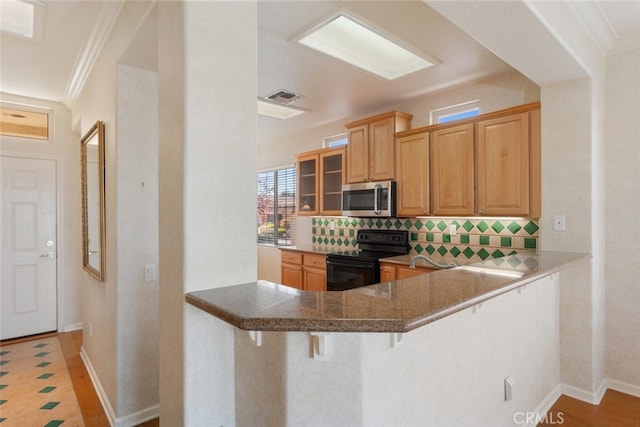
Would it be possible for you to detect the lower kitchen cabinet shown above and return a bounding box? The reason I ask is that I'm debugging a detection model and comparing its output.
[280,249,326,291]
[380,262,436,281]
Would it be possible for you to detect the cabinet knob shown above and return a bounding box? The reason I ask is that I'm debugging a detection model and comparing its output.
[433,210,437,215]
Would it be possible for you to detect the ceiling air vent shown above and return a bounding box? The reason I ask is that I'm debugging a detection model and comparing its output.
[265,89,302,105]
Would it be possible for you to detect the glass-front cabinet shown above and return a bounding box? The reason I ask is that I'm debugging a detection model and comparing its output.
[296,147,346,216]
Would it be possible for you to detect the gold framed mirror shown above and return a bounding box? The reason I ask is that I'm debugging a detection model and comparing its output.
[81,120,106,281]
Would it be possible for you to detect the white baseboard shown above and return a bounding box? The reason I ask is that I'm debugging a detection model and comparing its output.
[530,383,562,426]
[80,346,117,426]
[62,322,83,332]
[561,379,607,404]
[606,378,640,398]
[80,346,160,427]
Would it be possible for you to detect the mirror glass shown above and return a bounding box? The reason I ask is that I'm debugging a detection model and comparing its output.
[81,120,105,281]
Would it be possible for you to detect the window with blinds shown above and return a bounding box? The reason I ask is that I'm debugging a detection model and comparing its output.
[257,167,296,246]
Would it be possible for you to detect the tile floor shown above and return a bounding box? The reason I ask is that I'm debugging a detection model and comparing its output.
[0,336,84,426]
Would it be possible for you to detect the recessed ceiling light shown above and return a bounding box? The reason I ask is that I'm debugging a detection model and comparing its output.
[294,13,435,80]
[257,98,308,120]
[0,0,44,41]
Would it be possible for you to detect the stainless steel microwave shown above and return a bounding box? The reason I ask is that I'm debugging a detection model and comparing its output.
[342,181,396,217]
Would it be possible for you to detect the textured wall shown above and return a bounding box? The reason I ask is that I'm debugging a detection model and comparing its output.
[605,47,640,388]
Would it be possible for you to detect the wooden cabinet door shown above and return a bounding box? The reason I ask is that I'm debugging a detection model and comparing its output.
[369,117,396,181]
[380,264,397,282]
[396,132,429,216]
[477,112,530,216]
[281,264,303,289]
[304,267,326,291]
[297,153,318,215]
[320,148,346,215]
[397,265,435,279]
[431,123,474,216]
[347,124,369,183]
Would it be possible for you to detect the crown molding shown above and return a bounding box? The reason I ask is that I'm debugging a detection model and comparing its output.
[63,1,125,108]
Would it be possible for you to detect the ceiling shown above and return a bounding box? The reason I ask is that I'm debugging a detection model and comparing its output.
[1,1,638,145]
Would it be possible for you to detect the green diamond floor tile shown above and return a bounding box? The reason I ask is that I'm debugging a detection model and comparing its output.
[39,386,57,393]
[425,220,435,230]
[0,351,9,356]
[0,361,8,366]
[437,221,447,231]
[0,385,7,390]
[44,421,65,427]
[0,400,6,405]
[36,362,51,368]
[491,221,505,233]
[404,219,413,229]
[450,247,461,257]
[33,343,47,348]
[477,249,490,260]
[0,372,7,377]
[476,221,488,233]
[437,245,448,256]
[40,401,60,410]
[462,220,474,232]
[34,352,49,358]
[414,244,424,254]
[492,249,505,258]
[38,373,54,380]
[414,219,423,229]
[426,245,436,255]
[394,220,403,229]
[0,417,6,422]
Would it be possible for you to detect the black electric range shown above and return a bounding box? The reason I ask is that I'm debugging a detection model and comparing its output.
[325,229,409,291]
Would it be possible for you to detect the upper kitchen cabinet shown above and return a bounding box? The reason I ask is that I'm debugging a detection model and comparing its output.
[396,131,430,216]
[477,107,541,217]
[296,147,346,216]
[430,123,475,216]
[297,152,319,215]
[345,111,413,183]
[319,147,346,215]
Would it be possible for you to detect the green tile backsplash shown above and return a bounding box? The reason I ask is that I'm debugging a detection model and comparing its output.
[311,217,539,262]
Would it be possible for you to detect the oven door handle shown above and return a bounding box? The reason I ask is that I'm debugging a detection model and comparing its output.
[327,259,376,269]
[374,183,382,216]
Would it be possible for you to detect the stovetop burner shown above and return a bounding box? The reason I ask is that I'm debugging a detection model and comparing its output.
[328,229,410,260]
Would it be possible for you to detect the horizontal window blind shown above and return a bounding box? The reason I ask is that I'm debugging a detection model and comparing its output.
[257,167,296,246]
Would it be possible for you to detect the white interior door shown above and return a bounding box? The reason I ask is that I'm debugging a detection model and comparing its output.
[1,155,58,340]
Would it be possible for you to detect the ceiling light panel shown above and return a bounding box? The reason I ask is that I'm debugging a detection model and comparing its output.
[257,99,306,119]
[0,0,44,41]
[296,14,434,80]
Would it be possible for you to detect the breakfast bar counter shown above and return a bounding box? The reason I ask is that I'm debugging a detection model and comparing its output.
[186,250,588,333]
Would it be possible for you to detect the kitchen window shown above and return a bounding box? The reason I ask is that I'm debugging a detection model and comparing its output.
[257,167,296,246]
[431,100,479,124]
[323,133,348,148]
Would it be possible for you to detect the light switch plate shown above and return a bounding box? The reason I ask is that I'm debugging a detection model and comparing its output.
[144,264,157,282]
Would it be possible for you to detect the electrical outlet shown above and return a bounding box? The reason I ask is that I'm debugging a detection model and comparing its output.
[553,215,566,231]
[449,224,457,236]
[88,322,93,338]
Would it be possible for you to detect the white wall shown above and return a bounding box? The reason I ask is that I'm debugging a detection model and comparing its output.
[605,47,640,388]
[236,274,560,427]
[115,64,159,417]
[0,93,83,333]
[157,2,257,425]
[71,1,158,423]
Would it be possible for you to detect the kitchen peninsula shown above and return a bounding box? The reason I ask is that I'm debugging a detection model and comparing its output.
[187,250,589,426]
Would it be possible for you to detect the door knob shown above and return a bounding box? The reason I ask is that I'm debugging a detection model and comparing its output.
[40,252,54,258]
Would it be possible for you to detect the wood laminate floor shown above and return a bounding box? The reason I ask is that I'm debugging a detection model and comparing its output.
[539,389,640,427]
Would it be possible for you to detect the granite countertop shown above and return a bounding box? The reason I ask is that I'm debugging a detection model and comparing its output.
[186,251,589,333]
